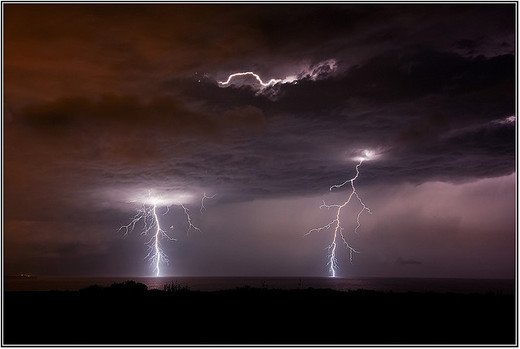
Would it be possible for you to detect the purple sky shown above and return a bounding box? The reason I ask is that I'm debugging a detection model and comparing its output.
[4,4,516,278]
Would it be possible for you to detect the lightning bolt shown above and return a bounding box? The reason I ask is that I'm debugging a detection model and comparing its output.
[200,192,216,213]
[218,72,288,88]
[307,152,373,277]
[118,192,201,277]
[217,60,337,92]
[181,204,201,234]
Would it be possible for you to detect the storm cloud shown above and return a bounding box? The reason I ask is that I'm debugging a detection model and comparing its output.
[4,4,515,278]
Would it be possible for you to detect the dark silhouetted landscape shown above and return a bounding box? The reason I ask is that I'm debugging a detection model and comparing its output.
[4,281,515,345]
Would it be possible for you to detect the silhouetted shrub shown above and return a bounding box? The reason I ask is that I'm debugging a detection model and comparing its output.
[108,281,148,293]
[79,284,104,293]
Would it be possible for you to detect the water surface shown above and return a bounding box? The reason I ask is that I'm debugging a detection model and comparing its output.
[4,276,514,294]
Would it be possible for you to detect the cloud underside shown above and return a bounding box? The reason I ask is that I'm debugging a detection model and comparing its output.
[3,4,515,277]
[6,47,514,202]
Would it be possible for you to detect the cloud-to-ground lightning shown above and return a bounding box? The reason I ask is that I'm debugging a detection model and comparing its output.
[118,191,202,277]
[307,150,374,277]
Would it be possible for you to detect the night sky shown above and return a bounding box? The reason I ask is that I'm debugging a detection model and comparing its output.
[4,4,516,278]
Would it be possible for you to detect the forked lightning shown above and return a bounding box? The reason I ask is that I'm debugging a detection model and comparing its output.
[119,192,208,277]
[307,150,374,277]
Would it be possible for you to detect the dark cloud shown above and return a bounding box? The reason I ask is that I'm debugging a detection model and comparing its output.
[15,94,266,137]
[396,257,422,266]
[4,4,515,277]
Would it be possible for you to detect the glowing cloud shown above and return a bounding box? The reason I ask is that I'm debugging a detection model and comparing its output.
[494,115,516,125]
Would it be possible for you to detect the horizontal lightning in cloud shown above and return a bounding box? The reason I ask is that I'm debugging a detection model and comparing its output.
[218,72,290,88]
[217,59,338,94]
